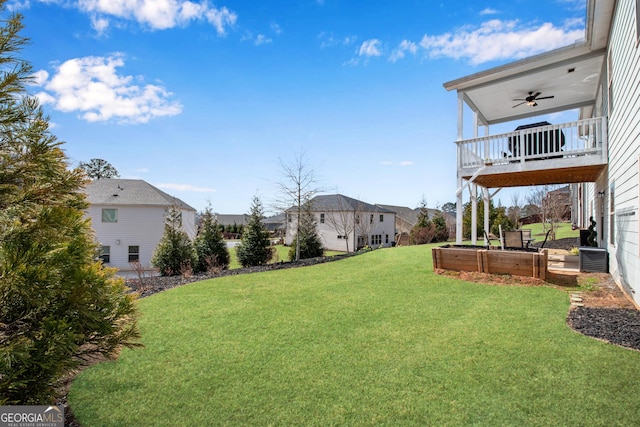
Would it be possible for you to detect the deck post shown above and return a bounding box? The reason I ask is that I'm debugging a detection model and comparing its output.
[471,184,477,245]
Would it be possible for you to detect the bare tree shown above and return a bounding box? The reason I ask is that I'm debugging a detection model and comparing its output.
[354,200,376,249]
[324,196,356,252]
[508,192,523,227]
[275,150,323,261]
[543,186,570,240]
[527,185,568,240]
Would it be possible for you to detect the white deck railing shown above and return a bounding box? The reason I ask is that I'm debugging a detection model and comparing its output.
[457,117,608,170]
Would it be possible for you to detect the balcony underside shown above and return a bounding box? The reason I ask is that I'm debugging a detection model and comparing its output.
[460,162,606,188]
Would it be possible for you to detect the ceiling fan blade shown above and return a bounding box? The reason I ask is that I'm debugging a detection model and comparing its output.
[531,92,541,98]
[535,95,554,100]
[512,98,526,101]
[512,101,527,108]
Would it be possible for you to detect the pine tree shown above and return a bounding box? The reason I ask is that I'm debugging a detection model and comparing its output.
[152,205,197,276]
[194,207,230,272]
[236,196,273,267]
[288,204,323,261]
[410,200,435,244]
[432,211,450,243]
[0,5,140,404]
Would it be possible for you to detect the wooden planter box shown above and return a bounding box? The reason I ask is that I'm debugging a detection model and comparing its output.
[579,247,608,272]
[432,245,548,279]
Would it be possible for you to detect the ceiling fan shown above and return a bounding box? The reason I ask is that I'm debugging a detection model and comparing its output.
[512,91,554,108]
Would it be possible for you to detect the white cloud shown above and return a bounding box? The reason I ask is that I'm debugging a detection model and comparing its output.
[358,39,382,57]
[318,32,357,48]
[381,161,414,166]
[480,8,499,15]
[156,183,216,193]
[270,22,282,34]
[34,54,183,124]
[419,19,584,65]
[72,0,237,33]
[389,39,418,62]
[91,15,110,35]
[254,34,272,45]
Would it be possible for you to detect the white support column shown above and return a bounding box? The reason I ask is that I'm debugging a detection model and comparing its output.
[456,177,463,244]
[455,91,464,244]
[483,187,490,244]
[471,184,477,245]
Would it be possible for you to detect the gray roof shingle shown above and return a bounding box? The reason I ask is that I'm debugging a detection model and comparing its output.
[298,194,395,213]
[84,179,195,211]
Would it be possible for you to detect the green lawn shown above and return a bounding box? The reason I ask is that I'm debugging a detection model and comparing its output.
[228,244,344,269]
[522,221,579,241]
[69,245,640,426]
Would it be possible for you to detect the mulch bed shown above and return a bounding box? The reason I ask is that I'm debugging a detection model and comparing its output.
[568,307,640,350]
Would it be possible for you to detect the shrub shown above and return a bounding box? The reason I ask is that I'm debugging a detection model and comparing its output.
[152,205,197,276]
[0,9,140,404]
[236,196,274,267]
[194,208,230,273]
[288,204,323,261]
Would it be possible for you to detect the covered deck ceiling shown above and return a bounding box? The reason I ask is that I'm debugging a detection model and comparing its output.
[443,0,613,126]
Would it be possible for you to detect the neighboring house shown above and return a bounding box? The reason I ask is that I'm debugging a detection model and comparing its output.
[285,194,396,252]
[216,214,249,233]
[376,204,441,245]
[444,0,639,304]
[545,185,572,221]
[84,179,196,274]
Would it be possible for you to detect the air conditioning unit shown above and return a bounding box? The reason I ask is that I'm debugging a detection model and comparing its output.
[579,247,608,273]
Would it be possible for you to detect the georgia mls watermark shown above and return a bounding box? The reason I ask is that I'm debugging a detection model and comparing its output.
[0,405,64,427]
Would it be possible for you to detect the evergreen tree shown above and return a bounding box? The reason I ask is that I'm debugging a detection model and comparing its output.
[194,207,230,272]
[152,205,196,276]
[410,200,435,245]
[236,196,273,267]
[432,211,450,243]
[79,158,120,179]
[0,6,140,404]
[462,198,514,239]
[490,206,514,237]
[288,204,323,261]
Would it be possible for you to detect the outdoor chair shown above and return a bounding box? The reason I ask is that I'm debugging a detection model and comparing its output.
[521,229,533,247]
[503,230,524,249]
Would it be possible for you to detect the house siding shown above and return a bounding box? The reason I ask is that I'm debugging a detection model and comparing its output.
[606,0,640,302]
[286,210,395,252]
[87,204,196,272]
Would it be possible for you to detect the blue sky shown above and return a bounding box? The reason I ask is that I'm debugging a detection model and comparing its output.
[12,0,586,214]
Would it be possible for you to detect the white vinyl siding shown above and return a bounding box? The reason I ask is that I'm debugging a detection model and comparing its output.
[87,205,196,272]
[605,0,640,302]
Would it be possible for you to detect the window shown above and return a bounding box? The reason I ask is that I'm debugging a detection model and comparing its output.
[379,214,384,222]
[320,213,325,224]
[385,234,389,244]
[337,235,346,240]
[128,245,140,262]
[370,214,374,224]
[101,208,118,223]
[99,246,110,263]
[355,215,360,225]
[371,234,382,245]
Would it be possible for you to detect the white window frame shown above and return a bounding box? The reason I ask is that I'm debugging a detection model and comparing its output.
[101,208,118,223]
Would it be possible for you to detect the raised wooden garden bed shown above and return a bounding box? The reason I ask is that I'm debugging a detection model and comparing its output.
[432,245,548,280]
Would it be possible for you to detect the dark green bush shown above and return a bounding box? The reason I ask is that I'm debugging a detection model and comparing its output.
[0,7,140,404]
